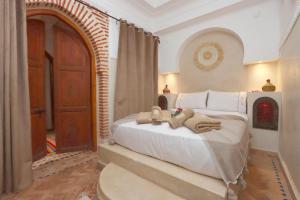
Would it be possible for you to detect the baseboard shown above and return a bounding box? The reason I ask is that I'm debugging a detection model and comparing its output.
[250,146,277,154]
[278,152,300,200]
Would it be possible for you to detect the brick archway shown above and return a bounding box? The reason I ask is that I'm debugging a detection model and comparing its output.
[25,0,110,146]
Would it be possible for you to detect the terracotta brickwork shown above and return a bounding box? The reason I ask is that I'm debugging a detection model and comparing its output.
[25,0,110,138]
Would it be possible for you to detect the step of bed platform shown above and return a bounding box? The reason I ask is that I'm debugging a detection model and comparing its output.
[98,142,227,200]
[97,163,184,200]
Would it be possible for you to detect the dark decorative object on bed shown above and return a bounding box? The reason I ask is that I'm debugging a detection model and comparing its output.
[158,95,168,110]
[253,97,278,130]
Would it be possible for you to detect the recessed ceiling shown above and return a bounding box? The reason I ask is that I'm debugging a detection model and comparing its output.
[130,0,196,15]
[143,0,173,8]
[88,0,247,33]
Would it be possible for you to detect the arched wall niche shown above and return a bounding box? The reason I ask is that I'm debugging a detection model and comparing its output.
[25,0,110,147]
[162,27,254,93]
[176,27,245,70]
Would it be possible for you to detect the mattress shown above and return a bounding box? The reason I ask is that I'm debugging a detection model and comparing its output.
[112,110,248,179]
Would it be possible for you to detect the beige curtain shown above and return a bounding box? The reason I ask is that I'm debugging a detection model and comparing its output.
[114,21,159,121]
[0,0,33,195]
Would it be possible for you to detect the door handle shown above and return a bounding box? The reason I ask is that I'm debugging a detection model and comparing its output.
[32,107,46,114]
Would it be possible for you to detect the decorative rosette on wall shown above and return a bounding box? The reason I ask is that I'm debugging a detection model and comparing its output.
[193,43,224,70]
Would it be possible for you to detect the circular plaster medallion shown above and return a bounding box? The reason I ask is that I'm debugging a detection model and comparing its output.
[193,43,224,70]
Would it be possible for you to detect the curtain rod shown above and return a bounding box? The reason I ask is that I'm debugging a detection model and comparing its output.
[74,0,158,38]
[74,0,121,22]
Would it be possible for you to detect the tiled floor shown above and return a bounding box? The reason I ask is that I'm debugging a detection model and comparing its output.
[239,149,294,200]
[1,149,295,200]
[1,161,99,200]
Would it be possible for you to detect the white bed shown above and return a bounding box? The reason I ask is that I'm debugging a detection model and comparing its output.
[112,109,248,180]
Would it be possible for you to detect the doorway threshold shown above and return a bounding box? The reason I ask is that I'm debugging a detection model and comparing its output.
[32,151,97,180]
[32,151,83,170]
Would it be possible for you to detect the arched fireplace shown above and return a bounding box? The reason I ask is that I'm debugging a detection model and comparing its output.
[253,97,279,130]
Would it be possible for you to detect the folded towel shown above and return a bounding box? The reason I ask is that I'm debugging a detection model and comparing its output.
[186,125,221,133]
[184,113,221,133]
[136,112,152,124]
[168,109,194,129]
[136,109,171,125]
[152,106,162,125]
[161,110,172,122]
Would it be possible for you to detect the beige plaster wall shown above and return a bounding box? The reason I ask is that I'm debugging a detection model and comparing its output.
[279,15,300,196]
[158,31,279,94]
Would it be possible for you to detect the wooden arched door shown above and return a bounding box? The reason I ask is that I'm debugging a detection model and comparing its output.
[27,19,47,161]
[54,25,92,153]
[27,18,93,159]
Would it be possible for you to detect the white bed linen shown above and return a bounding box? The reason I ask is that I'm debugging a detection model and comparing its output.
[112,110,248,179]
[192,109,248,120]
[170,108,248,120]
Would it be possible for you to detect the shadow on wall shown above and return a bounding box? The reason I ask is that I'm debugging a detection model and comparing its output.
[158,28,278,94]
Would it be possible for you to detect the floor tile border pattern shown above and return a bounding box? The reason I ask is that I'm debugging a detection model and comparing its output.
[272,157,293,200]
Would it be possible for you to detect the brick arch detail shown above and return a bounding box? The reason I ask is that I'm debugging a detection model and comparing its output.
[25,0,110,139]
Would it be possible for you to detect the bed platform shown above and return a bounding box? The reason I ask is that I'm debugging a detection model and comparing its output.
[97,142,227,200]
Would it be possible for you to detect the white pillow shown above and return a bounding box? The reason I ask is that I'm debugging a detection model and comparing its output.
[238,92,247,113]
[163,93,178,110]
[175,91,208,109]
[207,90,240,112]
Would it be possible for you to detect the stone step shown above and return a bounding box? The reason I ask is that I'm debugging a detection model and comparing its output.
[98,143,227,200]
[97,163,185,200]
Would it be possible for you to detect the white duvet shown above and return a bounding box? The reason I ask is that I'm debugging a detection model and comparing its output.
[112,109,248,179]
